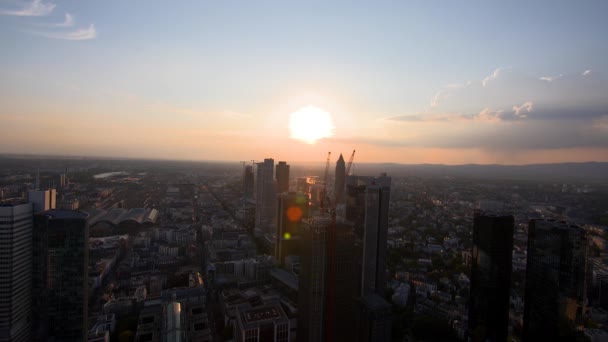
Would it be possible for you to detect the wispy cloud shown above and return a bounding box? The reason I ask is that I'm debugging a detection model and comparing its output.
[0,0,55,16]
[482,67,509,87]
[32,24,96,40]
[539,74,563,82]
[582,69,592,76]
[388,101,534,123]
[52,13,74,27]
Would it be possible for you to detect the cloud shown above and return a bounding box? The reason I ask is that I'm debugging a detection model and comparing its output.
[539,74,563,82]
[482,67,509,87]
[52,13,74,27]
[512,101,534,118]
[33,24,96,40]
[582,69,592,76]
[0,0,55,16]
[430,81,472,107]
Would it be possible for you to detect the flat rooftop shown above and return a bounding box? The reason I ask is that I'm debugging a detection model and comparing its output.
[243,305,281,323]
[43,209,89,219]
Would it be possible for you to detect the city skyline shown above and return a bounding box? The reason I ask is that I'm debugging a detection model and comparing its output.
[1,1,608,164]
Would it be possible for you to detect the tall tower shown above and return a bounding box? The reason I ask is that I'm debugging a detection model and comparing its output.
[334,154,346,204]
[345,175,391,296]
[296,214,359,342]
[523,219,588,341]
[243,165,254,198]
[0,200,33,342]
[33,209,89,341]
[468,211,514,342]
[255,159,276,233]
[345,174,392,342]
[276,192,307,264]
[297,216,331,342]
[276,161,290,194]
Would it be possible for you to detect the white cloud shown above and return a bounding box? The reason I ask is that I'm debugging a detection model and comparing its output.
[582,69,592,76]
[0,0,55,16]
[482,67,509,87]
[53,13,74,27]
[430,91,447,107]
[512,101,534,118]
[34,24,96,40]
[539,74,563,82]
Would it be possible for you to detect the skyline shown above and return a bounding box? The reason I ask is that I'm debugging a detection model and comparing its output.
[1,1,608,164]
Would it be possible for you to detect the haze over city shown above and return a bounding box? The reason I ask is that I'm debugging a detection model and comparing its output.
[1,1,608,164]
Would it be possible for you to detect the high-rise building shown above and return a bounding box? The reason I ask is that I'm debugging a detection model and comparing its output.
[275,161,290,194]
[27,189,56,213]
[243,165,254,198]
[523,219,588,341]
[297,215,359,342]
[298,215,331,342]
[345,174,392,342]
[275,192,307,264]
[468,211,514,342]
[255,159,276,233]
[334,154,345,204]
[0,200,33,342]
[346,174,391,296]
[33,209,89,341]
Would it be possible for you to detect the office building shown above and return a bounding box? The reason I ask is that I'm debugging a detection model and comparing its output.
[33,209,89,341]
[344,174,392,342]
[27,189,56,213]
[275,161,290,194]
[468,211,514,342]
[255,159,276,232]
[297,216,358,342]
[346,174,391,296]
[0,200,33,342]
[243,165,254,198]
[275,192,307,264]
[234,300,290,342]
[523,219,588,341]
[298,216,331,342]
[334,154,345,204]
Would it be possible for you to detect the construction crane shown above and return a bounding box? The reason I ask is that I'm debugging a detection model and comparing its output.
[345,149,356,176]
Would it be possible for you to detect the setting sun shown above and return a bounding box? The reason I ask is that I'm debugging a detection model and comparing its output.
[288,105,335,144]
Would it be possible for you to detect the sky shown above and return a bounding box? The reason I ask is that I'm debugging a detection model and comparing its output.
[1,0,607,164]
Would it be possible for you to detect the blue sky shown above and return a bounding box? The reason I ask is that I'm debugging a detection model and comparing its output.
[1,0,607,163]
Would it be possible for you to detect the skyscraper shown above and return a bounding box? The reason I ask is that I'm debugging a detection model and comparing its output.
[297,216,331,342]
[523,219,588,341]
[33,209,89,341]
[255,158,276,233]
[297,215,359,342]
[468,211,514,342]
[334,154,345,204]
[0,200,33,342]
[345,174,392,342]
[275,192,307,264]
[276,161,290,194]
[346,174,391,296]
[243,165,254,198]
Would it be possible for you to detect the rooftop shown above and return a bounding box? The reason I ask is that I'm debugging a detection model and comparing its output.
[42,209,89,220]
[243,306,281,323]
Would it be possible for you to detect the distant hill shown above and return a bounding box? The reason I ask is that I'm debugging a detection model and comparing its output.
[353,162,608,182]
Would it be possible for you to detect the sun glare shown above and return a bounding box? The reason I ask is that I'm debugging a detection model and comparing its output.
[288,105,335,144]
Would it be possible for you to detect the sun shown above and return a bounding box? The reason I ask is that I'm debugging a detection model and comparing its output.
[288,105,335,144]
